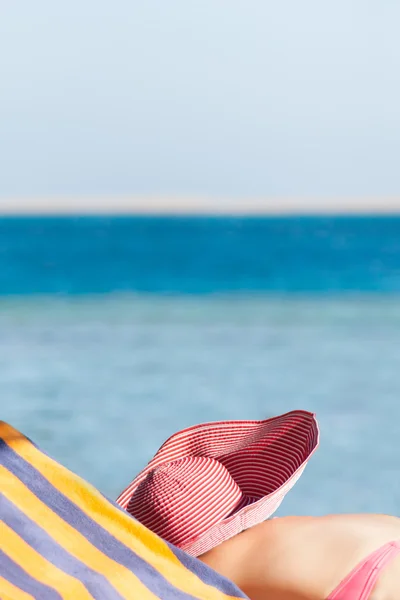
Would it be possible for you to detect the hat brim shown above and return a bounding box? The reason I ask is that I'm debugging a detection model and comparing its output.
[117,410,319,556]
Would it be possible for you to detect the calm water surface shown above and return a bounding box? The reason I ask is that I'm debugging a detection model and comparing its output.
[1,295,399,516]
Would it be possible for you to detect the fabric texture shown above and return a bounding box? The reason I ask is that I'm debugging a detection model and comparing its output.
[327,540,400,599]
[117,410,319,556]
[0,421,248,600]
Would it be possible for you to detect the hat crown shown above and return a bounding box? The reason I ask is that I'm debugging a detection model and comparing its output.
[129,455,243,548]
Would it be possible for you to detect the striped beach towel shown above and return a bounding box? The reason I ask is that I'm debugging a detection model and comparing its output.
[0,421,248,600]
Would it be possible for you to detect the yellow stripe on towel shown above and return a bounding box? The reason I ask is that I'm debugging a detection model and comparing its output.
[0,576,35,600]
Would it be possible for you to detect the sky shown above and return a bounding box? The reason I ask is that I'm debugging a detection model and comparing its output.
[1,1,400,209]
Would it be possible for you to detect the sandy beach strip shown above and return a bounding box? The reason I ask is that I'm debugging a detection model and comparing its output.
[0,197,399,216]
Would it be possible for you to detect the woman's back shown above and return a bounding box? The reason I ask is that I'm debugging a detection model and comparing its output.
[199,514,400,600]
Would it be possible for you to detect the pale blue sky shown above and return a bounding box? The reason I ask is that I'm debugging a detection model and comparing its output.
[1,1,400,205]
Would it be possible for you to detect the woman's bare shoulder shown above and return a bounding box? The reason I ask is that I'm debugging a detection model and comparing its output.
[236,513,400,555]
[263,513,400,529]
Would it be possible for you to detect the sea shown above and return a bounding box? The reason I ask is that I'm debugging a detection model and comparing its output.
[1,215,400,517]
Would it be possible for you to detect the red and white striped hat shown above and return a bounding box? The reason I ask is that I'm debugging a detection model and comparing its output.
[116,410,319,556]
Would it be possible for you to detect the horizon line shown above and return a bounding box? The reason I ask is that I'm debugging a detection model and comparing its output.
[0,197,399,216]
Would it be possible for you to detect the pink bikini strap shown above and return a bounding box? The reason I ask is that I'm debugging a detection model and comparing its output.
[328,540,400,600]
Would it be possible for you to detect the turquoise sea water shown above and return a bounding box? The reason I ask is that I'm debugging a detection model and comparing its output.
[1,215,400,294]
[0,216,400,516]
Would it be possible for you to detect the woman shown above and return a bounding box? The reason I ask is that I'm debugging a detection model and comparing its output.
[116,411,399,598]
[199,512,400,599]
